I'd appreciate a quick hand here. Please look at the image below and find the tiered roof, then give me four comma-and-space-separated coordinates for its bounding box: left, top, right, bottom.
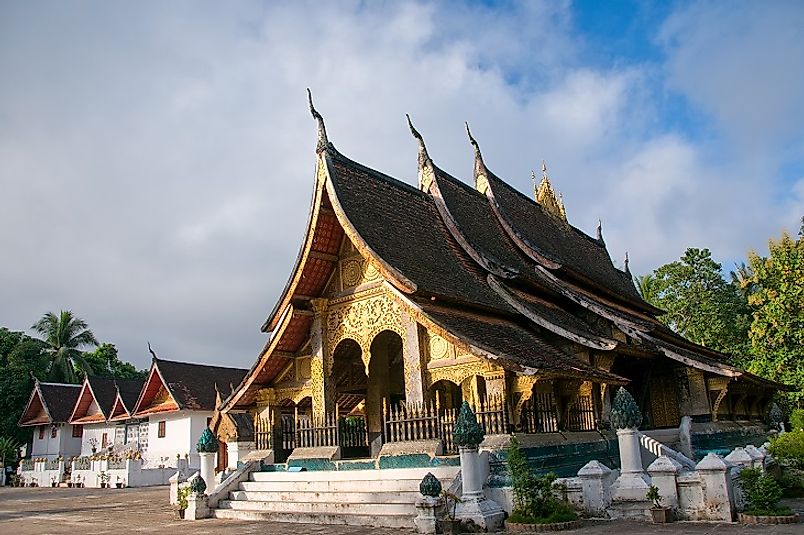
223, 96, 787, 410
19, 381, 82, 426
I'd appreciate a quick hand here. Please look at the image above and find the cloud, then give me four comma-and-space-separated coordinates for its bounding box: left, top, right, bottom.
0, 1, 801, 369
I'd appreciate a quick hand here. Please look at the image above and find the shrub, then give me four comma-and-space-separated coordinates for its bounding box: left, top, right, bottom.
506, 437, 578, 523
769, 430, 804, 469
790, 409, 804, 432
176, 484, 191, 510
739, 467, 791, 516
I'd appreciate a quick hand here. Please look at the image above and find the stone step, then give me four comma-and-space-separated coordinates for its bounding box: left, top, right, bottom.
239, 477, 441, 493
211, 508, 414, 528
218, 498, 415, 516
229, 489, 421, 504
250, 466, 458, 482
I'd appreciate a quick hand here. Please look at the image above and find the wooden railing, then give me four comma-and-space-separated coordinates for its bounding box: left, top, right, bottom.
567, 395, 596, 431
520, 392, 559, 433
254, 411, 273, 450
296, 411, 339, 448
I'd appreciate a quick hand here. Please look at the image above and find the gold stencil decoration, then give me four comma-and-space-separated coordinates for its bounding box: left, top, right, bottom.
429, 334, 449, 360
342, 259, 362, 287
364, 262, 380, 281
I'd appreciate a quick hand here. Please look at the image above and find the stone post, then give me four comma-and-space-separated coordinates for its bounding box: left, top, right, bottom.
724, 447, 752, 469
169, 470, 187, 506
184, 474, 210, 520
647, 456, 681, 511
198, 453, 216, 493
743, 445, 765, 470
415, 473, 446, 534
226, 441, 255, 469
609, 388, 650, 502
452, 402, 504, 532
695, 453, 733, 522
577, 460, 612, 516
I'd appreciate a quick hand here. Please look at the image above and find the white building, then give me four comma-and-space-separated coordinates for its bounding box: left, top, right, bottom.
18, 381, 83, 460
107, 378, 148, 448
131, 357, 247, 470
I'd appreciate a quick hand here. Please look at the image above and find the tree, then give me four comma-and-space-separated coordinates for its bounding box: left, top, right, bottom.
0, 328, 49, 444
0, 437, 21, 468
746, 231, 804, 407
84, 343, 146, 379
634, 273, 660, 306
647, 248, 752, 361
31, 311, 98, 383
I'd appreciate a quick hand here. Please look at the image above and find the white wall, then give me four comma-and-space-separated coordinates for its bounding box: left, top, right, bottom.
30, 424, 81, 459
144, 411, 211, 469
80, 422, 118, 456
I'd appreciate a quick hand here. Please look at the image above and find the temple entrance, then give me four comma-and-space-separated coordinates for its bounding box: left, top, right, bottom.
429, 380, 463, 410
367, 330, 405, 456
333, 339, 369, 458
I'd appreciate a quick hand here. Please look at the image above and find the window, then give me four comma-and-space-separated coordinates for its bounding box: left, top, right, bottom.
101, 432, 108, 449
38, 426, 45, 440
158, 421, 166, 438
51, 426, 57, 438
72, 425, 83, 438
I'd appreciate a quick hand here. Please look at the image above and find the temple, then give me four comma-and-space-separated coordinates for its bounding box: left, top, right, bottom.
220, 99, 784, 472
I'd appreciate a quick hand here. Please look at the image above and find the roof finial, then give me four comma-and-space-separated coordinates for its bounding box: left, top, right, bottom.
465, 122, 489, 193
534, 159, 567, 222
147, 341, 159, 361
406, 114, 432, 176
623, 251, 630, 274
596, 218, 603, 241
542, 160, 548, 181
531, 170, 538, 200
307, 88, 328, 153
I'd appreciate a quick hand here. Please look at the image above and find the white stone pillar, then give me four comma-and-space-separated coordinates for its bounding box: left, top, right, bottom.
724, 447, 752, 469
414, 496, 445, 534
695, 453, 734, 522
185, 492, 209, 520
611, 427, 651, 501
454, 446, 505, 531
647, 456, 681, 511
577, 460, 612, 516
226, 441, 255, 470
198, 452, 216, 492
743, 445, 765, 470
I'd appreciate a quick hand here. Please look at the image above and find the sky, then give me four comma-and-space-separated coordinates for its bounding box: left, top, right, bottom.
1, 1, 802, 371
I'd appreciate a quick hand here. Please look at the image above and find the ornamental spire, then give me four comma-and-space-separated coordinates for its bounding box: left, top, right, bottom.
596, 219, 603, 241
406, 114, 435, 191
534, 160, 567, 222
623, 251, 630, 274
307, 88, 328, 153
465, 122, 490, 194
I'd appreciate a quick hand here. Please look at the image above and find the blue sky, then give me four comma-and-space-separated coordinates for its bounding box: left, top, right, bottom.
1, 1, 802, 369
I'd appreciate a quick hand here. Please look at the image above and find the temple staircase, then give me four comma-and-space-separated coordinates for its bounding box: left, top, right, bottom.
211, 465, 459, 527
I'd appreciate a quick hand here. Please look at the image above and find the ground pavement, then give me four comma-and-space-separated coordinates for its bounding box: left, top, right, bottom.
0, 487, 801, 534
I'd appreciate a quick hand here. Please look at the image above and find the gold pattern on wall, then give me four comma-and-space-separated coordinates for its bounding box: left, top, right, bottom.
426, 360, 501, 389
325, 289, 404, 366
429, 334, 450, 360
337, 238, 383, 292
297, 356, 312, 380
650, 374, 680, 428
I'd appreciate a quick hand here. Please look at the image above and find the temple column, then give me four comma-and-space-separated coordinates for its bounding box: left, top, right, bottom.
310, 298, 334, 420
401, 311, 425, 404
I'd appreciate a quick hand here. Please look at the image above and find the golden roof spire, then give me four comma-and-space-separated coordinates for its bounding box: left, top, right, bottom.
534, 160, 567, 221
465, 122, 490, 194
406, 114, 435, 191
307, 88, 329, 153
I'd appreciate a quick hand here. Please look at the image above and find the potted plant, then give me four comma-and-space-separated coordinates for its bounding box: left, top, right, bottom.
89, 437, 98, 455
504, 437, 581, 531
175, 485, 191, 519
646, 485, 672, 523
99, 471, 110, 488
50, 476, 57, 488
29, 477, 38, 487
115, 476, 123, 489
738, 467, 799, 524
75, 475, 83, 488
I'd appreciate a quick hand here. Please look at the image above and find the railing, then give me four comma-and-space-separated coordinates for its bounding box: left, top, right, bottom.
107, 457, 126, 470
637, 431, 696, 470
74, 456, 91, 470
296, 411, 339, 448
520, 392, 559, 433
254, 412, 273, 450
566, 395, 596, 431
21, 459, 34, 471
46, 458, 60, 470
339, 416, 368, 448
383, 394, 508, 454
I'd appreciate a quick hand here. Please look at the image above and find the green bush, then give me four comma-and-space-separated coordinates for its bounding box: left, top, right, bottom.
790, 409, 804, 432
176, 485, 191, 510
776, 470, 804, 498
506, 437, 578, 523
739, 467, 790, 516
769, 431, 804, 469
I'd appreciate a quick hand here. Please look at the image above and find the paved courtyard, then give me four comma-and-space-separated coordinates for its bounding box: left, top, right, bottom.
0, 486, 801, 534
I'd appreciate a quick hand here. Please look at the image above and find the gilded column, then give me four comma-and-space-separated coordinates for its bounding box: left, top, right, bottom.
401, 311, 425, 404
310, 298, 334, 420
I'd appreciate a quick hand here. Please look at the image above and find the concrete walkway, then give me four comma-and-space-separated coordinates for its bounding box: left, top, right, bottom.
0, 487, 801, 534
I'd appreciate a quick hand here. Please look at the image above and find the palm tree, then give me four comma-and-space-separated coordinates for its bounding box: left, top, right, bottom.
31, 311, 98, 383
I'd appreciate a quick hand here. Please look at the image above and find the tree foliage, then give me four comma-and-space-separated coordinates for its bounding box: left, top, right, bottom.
642, 248, 752, 361
83, 343, 146, 379
31, 310, 98, 382
746, 231, 804, 406
0, 328, 49, 444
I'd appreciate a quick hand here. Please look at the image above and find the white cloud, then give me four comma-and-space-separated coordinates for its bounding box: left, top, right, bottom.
0, 1, 800, 369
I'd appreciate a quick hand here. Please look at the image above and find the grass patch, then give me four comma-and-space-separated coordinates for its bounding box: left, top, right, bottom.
743, 506, 794, 517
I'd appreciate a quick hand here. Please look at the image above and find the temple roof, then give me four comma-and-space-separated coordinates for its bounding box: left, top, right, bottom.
69, 376, 119, 423
134, 358, 248, 415
19, 381, 82, 426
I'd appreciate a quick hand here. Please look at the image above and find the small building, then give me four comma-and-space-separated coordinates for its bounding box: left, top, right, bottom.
68, 375, 120, 456
107, 378, 147, 448
18, 380, 82, 460
131, 357, 248, 469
